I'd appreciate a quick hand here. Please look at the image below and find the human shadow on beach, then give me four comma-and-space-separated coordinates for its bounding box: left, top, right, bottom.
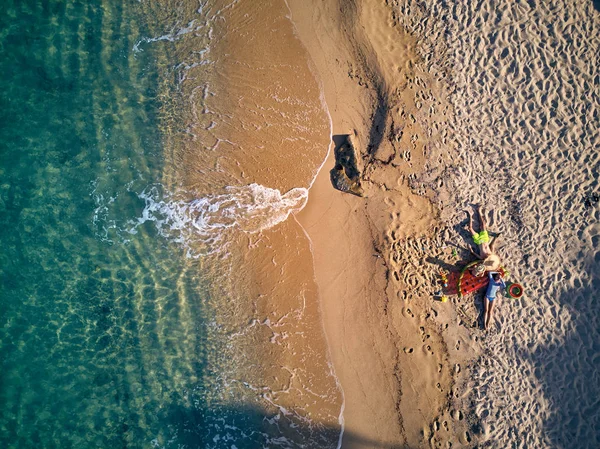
453, 209, 479, 250
517, 252, 600, 447
425, 256, 460, 273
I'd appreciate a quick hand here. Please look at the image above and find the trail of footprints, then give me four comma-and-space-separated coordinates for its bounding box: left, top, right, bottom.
390, 224, 476, 447
427, 407, 469, 449
388, 230, 445, 297
387, 77, 450, 170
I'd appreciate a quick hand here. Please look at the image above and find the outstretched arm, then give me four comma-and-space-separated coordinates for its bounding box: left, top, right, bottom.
488, 271, 506, 287
469, 246, 482, 259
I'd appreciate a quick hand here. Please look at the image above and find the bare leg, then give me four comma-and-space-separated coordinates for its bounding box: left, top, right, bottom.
466, 210, 475, 235
485, 299, 495, 330
477, 205, 487, 231
489, 232, 502, 253
483, 296, 489, 330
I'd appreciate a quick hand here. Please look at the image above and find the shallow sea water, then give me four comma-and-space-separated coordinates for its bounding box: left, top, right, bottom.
0, 0, 341, 448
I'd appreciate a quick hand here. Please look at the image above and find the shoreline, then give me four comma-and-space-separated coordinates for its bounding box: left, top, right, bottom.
289, 0, 479, 446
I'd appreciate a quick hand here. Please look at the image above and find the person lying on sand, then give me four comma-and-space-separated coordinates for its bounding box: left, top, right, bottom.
467, 205, 502, 273
484, 271, 506, 330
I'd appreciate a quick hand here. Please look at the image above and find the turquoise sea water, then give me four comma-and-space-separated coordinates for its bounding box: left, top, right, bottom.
0, 1, 342, 448
0, 1, 224, 447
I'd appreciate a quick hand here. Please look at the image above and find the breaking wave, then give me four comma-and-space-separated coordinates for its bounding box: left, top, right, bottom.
129, 183, 308, 256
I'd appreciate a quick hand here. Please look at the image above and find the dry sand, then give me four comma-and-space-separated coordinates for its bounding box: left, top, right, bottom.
400, 1, 600, 447
290, 0, 600, 447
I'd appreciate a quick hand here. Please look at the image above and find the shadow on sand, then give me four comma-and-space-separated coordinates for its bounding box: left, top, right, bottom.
156, 401, 414, 449
426, 215, 600, 446
522, 252, 600, 447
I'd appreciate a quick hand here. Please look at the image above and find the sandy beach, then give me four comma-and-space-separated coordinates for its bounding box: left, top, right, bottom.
288, 0, 600, 447
2, 0, 597, 447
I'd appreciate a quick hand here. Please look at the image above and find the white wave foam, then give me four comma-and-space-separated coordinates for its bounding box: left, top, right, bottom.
133, 20, 203, 53
130, 183, 308, 257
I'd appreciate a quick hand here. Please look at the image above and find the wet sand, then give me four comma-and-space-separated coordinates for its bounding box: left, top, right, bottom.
146, 0, 346, 445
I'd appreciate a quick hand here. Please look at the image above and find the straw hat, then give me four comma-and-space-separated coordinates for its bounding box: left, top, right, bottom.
471, 263, 486, 277
483, 254, 501, 270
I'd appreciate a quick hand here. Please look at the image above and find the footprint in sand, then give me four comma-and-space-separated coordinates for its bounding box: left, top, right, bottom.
383, 196, 396, 207
404, 347, 414, 354
451, 410, 464, 421
454, 364, 461, 374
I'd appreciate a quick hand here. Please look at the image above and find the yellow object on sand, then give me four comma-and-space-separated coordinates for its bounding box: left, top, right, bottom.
441, 295, 449, 303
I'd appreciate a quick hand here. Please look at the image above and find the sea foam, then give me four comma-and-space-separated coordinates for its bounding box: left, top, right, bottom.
130, 183, 308, 257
